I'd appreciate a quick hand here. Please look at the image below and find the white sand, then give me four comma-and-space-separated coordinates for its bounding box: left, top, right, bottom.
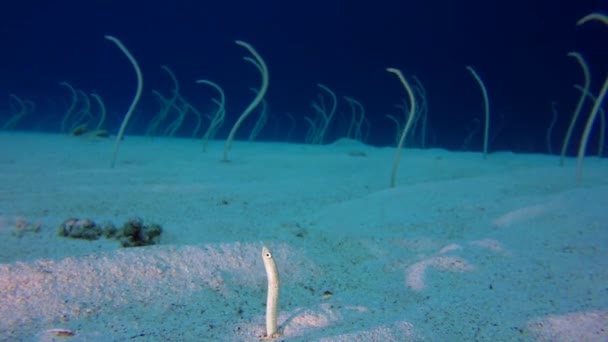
0, 132, 607, 341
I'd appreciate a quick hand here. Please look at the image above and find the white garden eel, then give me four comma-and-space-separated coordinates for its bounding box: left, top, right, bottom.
262, 246, 280, 338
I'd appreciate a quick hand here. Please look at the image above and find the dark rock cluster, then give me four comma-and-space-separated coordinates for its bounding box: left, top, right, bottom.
58, 217, 162, 247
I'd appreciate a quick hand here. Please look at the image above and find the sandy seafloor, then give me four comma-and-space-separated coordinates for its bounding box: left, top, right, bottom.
0, 132, 607, 341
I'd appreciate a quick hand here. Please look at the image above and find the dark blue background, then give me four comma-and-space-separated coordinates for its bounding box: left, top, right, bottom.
1, 0, 607, 153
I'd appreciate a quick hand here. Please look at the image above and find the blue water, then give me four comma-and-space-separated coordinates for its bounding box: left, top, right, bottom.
0, 0, 606, 153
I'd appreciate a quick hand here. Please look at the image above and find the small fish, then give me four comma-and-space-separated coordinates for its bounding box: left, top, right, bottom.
45, 328, 75, 338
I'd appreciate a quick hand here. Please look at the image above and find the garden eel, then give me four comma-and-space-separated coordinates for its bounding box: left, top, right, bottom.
262, 246, 280, 338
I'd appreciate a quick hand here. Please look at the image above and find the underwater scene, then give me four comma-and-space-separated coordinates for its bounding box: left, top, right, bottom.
1, 1, 607, 340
